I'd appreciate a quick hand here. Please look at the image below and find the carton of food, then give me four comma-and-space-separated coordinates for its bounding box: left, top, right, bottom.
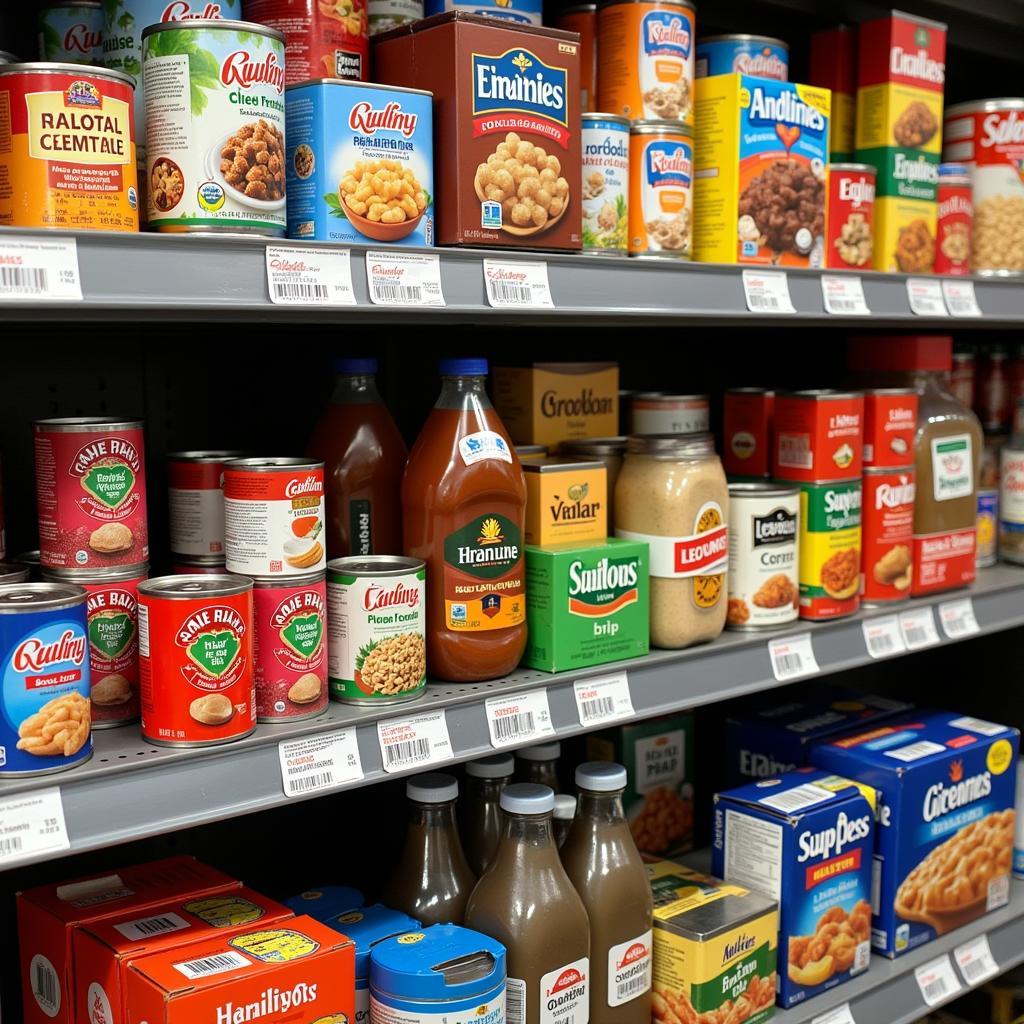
524, 459, 607, 546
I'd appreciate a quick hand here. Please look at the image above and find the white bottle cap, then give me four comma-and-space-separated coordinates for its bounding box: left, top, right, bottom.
407, 772, 459, 803
575, 761, 627, 792
500, 783, 556, 815
553, 794, 577, 820
516, 741, 561, 762
465, 754, 515, 779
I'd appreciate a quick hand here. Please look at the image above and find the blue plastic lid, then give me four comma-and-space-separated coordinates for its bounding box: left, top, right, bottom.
370, 924, 507, 1002
336, 357, 378, 374
439, 357, 488, 377
283, 885, 364, 922
332, 904, 421, 979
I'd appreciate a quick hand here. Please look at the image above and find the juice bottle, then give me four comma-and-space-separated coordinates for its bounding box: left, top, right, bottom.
307, 357, 407, 559
402, 358, 527, 682
460, 754, 514, 876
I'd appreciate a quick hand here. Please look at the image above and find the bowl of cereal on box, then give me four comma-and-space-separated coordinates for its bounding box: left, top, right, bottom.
206, 121, 287, 212
328, 159, 428, 242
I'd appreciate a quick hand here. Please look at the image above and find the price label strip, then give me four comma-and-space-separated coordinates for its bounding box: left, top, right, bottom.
915, 955, 963, 1008
573, 671, 635, 727
485, 689, 555, 748
954, 934, 1000, 986
942, 279, 983, 318
278, 729, 363, 798
906, 277, 947, 316
266, 246, 356, 306
899, 607, 941, 650
862, 615, 907, 659
742, 269, 796, 314
768, 633, 820, 682
378, 709, 452, 773
0, 787, 70, 865
0, 236, 82, 301
811, 1003, 856, 1024
938, 597, 980, 639
483, 259, 554, 308
366, 251, 445, 306
821, 274, 871, 316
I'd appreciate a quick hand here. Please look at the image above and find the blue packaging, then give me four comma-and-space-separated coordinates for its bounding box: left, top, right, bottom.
423, 0, 542, 26
813, 711, 1019, 958
286, 78, 435, 247
712, 768, 875, 1008
695, 34, 788, 81
284, 884, 364, 921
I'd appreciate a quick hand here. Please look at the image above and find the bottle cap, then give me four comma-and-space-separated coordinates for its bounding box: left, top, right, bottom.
439, 357, 488, 376
575, 761, 628, 792
407, 772, 458, 803
553, 794, 577, 820
336, 357, 378, 374
500, 783, 555, 815
516, 741, 561, 762
465, 754, 515, 779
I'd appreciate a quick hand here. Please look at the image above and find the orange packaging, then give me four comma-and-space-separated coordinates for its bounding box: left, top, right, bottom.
17, 857, 236, 1024
861, 467, 915, 604
774, 390, 864, 483
825, 162, 876, 269
557, 5, 596, 112
723, 388, 774, 478
0, 64, 139, 232
124, 915, 355, 1024
628, 120, 693, 257
862, 388, 917, 468
75, 888, 294, 1024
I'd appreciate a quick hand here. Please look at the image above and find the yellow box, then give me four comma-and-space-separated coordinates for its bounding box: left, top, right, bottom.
873, 194, 937, 273
524, 458, 607, 546
493, 363, 618, 451
855, 82, 943, 155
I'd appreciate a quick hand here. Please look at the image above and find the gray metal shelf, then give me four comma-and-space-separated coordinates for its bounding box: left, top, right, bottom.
1, 563, 1022, 868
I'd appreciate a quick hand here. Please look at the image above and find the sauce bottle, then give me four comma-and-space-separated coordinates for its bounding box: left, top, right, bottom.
516, 741, 561, 791
402, 358, 527, 682
307, 357, 407, 559
561, 763, 653, 1024
384, 773, 477, 926
460, 754, 514, 877
465, 783, 591, 1024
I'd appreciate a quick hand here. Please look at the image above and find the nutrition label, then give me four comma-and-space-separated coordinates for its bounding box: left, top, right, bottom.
722, 809, 783, 901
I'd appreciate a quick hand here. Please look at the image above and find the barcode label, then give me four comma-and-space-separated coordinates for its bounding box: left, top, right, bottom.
0, 836, 22, 857
899, 607, 940, 650
907, 278, 947, 317
374, 281, 422, 303
954, 935, 999, 985
384, 737, 431, 766
949, 716, 1004, 737
492, 280, 529, 302
0, 787, 70, 865
573, 672, 634, 727
777, 434, 812, 469
483, 259, 554, 308
0, 236, 82, 301
378, 710, 452, 773
812, 1003, 856, 1024
288, 771, 335, 793
942, 279, 982, 318
581, 697, 616, 721
367, 251, 445, 307
486, 690, 554, 748
506, 977, 526, 1024
115, 912, 189, 941
495, 712, 533, 738
275, 281, 327, 300
759, 782, 835, 814
32, 956, 60, 1014
821, 274, 870, 316
608, 931, 652, 1007
617, 975, 648, 1000
885, 740, 947, 763
266, 246, 356, 306
862, 616, 906, 659
939, 597, 980, 639
768, 634, 819, 681
915, 956, 961, 1007
742, 269, 795, 314
279, 730, 363, 798
2, 266, 47, 293
174, 950, 250, 980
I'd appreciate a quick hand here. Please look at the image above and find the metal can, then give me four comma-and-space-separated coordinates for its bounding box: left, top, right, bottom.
628, 120, 693, 257
976, 488, 999, 569
825, 163, 876, 270
723, 388, 774, 479
1000, 446, 1024, 565
223, 458, 326, 578
726, 481, 799, 630
0, 564, 31, 585
0, 64, 139, 232
630, 392, 709, 434
557, 5, 597, 111
253, 571, 328, 722
0, 583, 91, 776
138, 575, 255, 747
798, 479, 862, 621
935, 162, 972, 276
773, 390, 864, 483
369, 0, 422, 35
860, 467, 915, 605
42, 564, 147, 728
327, 556, 426, 705
33, 417, 149, 571
168, 450, 245, 562
695, 33, 788, 81
171, 560, 227, 575
0, 52, 20, 64
862, 388, 917, 468
14, 551, 42, 581
39, 2, 104, 64
143, 19, 287, 235
582, 112, 628, 254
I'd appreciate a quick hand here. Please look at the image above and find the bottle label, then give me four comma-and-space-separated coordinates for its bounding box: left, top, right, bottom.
349, 498, 373, 556
459, 430, 514, 466
930, 433, 974, 502
370, 990, 505, 1024
507, 977, 527, 1024
608, 930, 653, 1007
540, 957, 590, 1024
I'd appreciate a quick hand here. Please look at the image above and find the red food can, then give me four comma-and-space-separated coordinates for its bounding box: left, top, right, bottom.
861, 467, 915, 605
723, 388, 774, 478
825, 163, 875, 270
950, 350, 975, 410
168, 450, 245, 562
862, 388, 917, 468
138, 575, 255, 747
934, 163, 972, 276
774, 390, 864, 483
34, 417, 149, 570
556, 4, 596, 112
253, 572, 328, 723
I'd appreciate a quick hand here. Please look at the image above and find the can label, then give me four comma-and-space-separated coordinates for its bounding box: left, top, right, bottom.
630, 396, 708, 434
826, 165, 875, 269
539, 958, 589, 1024
976, 490, 999, 568
40, 4, 105, 64
774, 394, 864, 483
169, 458, 229, 557
696, 37, 788, 81
912, 527, 976, 595
723, 390, 774, 478
862, 391, 917, 467
582, 119, 629, 252
861, 470, 915, 602
799, 480, 862, 620
629, 130, 693, 256
1000, 448, 1024, 563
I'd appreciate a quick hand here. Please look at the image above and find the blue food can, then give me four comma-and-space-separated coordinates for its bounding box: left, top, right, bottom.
977, 488, 999, 568
695, 34, 789, 81
423, 0, 541, 26
284, 884, 365, 921
1, 583, 91, 777
38, 2, 105, 64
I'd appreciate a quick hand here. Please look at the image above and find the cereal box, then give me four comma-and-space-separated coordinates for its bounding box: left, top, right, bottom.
693, 74, 830, 267
712, 769, 876, 1008
813, 711, 1019, 958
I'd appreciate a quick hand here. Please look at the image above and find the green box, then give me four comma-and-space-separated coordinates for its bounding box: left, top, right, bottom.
522, 537, 649, 673
855, 145, 939, 200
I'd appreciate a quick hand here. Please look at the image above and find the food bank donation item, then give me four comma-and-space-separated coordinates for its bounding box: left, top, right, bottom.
628, 121, 694, 258
461, 754, 515, 876
695, 35, 788, 82
582, 112, 629, 253
168, 451, 244, 563
934, 162, 972, 275
523, 458, 607, 546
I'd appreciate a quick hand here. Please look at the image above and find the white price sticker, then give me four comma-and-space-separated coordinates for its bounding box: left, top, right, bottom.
0, 236, 82, 301
366, 251, 445, 306
0, 787, 70, 865
811, 1003, 856, 1024
742, 269, 795, 313
485, 689, 555, 748
906, 278, 947, 316
942, 279, 983, 318
266, 246, 356, 305
899, 607, 941, 650
378, 710, 452, 773
821, 274, 871, 315
574, 671, 635, 726
938, 597, 980, 638
915, 955, 962, 1007
483, 260, 554, 308
768, 633, 820, 682
278, 729, 363, 798
954, 934, 999, 986
862, 615, 907, 659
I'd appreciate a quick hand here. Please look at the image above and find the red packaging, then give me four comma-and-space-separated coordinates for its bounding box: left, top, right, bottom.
34, 418, 149, 570
862, 388, 917, 467
978, 347, 1011, 433
723, 388, 774, 478
810, 26, 856, 160
253, 573, 328, 722
774, 390, 864, 482
168, 451, 244, 561
138, 576, 255, 747
556, 5, 596, 112
950, 350, 975, 410
861, 467, 915, 604
825, 163, 875, 269
934, 165, 972, 275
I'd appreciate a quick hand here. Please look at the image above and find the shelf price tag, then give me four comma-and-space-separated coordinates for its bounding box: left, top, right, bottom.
278, 729, 363, 798
573, 671, 635, 726
954, 934, 1000, 986
0, 787, 70, 865
768, 633, 820, 682
938, 597, 980, 638
821, 274, 871, 315
485, 689, 555, 748
378, 709, 452, 773
915, 955, 963, 1007
942, 279, 983, 318
367, 251, 445, 306
811, 1003, 857, 1024
0, 236, 82, 301
898, 606, 941, 650
742, 269, 796, 313
862, 615, 907, 659
266, 246, 356, 305
483, 259, 554, 308
906, 278, 947, 316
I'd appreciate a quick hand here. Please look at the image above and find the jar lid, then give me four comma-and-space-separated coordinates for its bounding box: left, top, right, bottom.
558, 436, 627, 456
283, 885, 364, 923
332, 904, 421, 979
553, 794, 577, 820
406, 772, 458, 803
575, 761, 627, 792
626, 432, 716, 456
516, 741, 561, 761
465, 754, 515, 779
501, 783, 555, 814
848, 336, 953, 373
336, 357, 378, 374
440, 357, 488, 376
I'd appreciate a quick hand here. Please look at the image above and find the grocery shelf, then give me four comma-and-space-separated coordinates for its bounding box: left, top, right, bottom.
0, 563, 1021, 869
1, 227, 1023, 326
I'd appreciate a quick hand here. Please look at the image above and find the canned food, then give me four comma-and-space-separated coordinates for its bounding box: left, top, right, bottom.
935, 162, 972, 276
0, 583, 91, 776
370, 0, 422, 35
799, 479, 862, 620
861, 467, 915, 605
327, 556, 426, 705
143, 20, 287, 235
223, 458, 326, 578
629, 120, 693, 257
0, 52, 20, 64
825, 163, 875, 270
630, 392, 708, 434
42, 564, 147, 728
39, 2, 104, 64
862, 388, 917, 468
695, 34, 788, 81
556, 5, 597, 111
14, 551, 42, 581
774, 391, 864, 483
253, 572, 329, 722
33, 417, 149, 570
168, 450, 245, 562
138, 575, 255, 747
1000, 446, 1024, 565
598, 0, 696, 125
0, 564, 31, 584
723, 388, 774, 479
976, 488, 999, 569
0, 64, 139, 232
726, 482, 799, 630
582, 112, 629, 254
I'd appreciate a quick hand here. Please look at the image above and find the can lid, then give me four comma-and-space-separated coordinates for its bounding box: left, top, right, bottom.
728, 480, 798, 497
828, 163, 876, 174
225, 457, 323, 471
553, 794, 578, 820
406, 772, 458, 803
328, 555, 424, 577
42, 563, 149, 583
581, 112, 630, 127
558, 436, 627, 456
698, 33, 788, 47
627, 433, 716, 456
848, 336, 953, 373
141, 18, 286, 44
439, 357, 488, 376
330, 904, 421, 979
501, 783, 555, 814
575, 761, 627, 792
465, 754, 515, 779
0, 582, 85, 612
137, 575, 252, 599
34, 416, 143, 431
630, 119, 694, 137
516, 740, 561, 761
168, 450, 246, 462
0, 63, 137, 89
336, 357, 379, 375
0, 563, 30, 578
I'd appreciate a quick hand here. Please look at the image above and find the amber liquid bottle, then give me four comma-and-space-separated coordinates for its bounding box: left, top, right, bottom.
516, 741, 561, 791
460, 754, 514, 877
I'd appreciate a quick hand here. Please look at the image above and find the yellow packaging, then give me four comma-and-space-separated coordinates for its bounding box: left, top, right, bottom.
874, 194, 938, 273
649, 861, 778, 1024
493, 363, 619, 451
524, 458, 607, 546
855, 83, 944, 155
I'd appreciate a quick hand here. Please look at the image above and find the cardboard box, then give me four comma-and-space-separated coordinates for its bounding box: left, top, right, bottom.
523, 537, 648, 672
712, 769, 876, 1008
18, 857, 237, 1024
124, 915, 355, 1024
524, 458, 607, 546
